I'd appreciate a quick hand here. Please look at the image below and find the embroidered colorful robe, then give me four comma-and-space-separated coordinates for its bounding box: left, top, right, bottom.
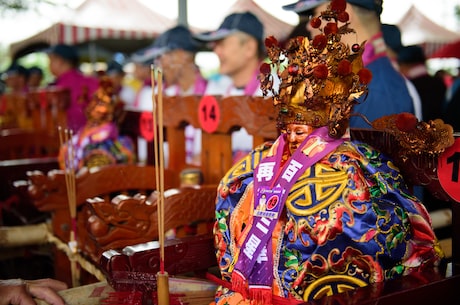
213, 135, 443, 304
58, 122, 135, 170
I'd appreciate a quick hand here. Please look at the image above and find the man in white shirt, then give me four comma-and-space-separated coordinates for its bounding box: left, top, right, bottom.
194, 12, 267, 161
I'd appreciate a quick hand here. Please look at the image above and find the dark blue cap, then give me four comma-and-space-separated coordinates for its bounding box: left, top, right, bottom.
151, 25, 200, 57
282, 0, 327, 13
28, 66, 44, 76
283, 0, 383, 16
194, 12, 264, 43
106, 60, 124, 75
2, 63, 28, 79
382, 24, 403, 52
130, 45, 157, 65
130, 25, 200, 64
46, 44, 79, 65
397, 45, 426, 64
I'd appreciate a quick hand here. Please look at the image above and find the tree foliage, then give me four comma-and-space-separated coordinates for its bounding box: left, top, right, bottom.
0, 0, 57, 15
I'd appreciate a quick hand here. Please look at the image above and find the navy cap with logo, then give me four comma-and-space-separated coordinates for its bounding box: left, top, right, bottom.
130, 25, 200, 64
193, 11, 264, 43
283, 0, 383, 16
46, 44, 79, 66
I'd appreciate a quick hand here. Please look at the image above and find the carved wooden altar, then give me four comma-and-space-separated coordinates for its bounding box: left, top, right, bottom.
15, 94, 460, 305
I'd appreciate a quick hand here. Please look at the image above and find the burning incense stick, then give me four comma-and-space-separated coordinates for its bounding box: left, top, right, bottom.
58, 126, 80, 287
151, 66, 169, 305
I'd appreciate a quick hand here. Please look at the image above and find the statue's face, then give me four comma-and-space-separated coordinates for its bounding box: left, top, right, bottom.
284, 124, 314, 155
87, 100, 112, 125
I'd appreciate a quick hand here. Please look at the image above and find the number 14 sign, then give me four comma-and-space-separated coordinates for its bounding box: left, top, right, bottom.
199, 96, 221, 133
438, 137, 460, 202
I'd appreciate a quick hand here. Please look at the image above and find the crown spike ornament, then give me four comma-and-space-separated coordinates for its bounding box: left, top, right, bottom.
259, 0, 372, 138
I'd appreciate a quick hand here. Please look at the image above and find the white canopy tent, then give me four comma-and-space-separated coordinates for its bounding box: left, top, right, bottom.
9, 0, 176, 61
396, 5, 460, 57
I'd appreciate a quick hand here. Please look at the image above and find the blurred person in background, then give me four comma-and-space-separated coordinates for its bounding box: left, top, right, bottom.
434, 69, 454, 91
47, 43, 99, 132
105, 60, 136, 108
27, 66, 44, 89
0, 63, 31, 129
154, 25, 207, 96
153, 25, 207, 165
194, 11, 265, 97
127, 56, 153, 112
194, 11, 268, 162
286, 0, 416, 128
381, 23, 422, 120
397, 45, 446, 122
281, 0, 317, 42
443, 72, 460, 132
126, 42, 157, 164
1, 62, 29, 96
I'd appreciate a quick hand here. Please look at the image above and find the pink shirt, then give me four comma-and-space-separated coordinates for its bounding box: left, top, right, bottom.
54, 69, 99, 132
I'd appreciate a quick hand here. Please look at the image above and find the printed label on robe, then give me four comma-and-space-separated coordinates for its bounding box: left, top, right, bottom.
198, 95, 220, 133
438, 137, 460, 202
254, 186, 283, 219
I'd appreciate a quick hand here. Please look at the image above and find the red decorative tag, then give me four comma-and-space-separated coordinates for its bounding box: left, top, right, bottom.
438, 137, 460, 202
198, 95, 220, 133
139, 111, 155, 141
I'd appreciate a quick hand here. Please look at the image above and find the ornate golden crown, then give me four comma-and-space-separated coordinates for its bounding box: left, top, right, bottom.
259, 0, 371, 138
86, 77, 124, 126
